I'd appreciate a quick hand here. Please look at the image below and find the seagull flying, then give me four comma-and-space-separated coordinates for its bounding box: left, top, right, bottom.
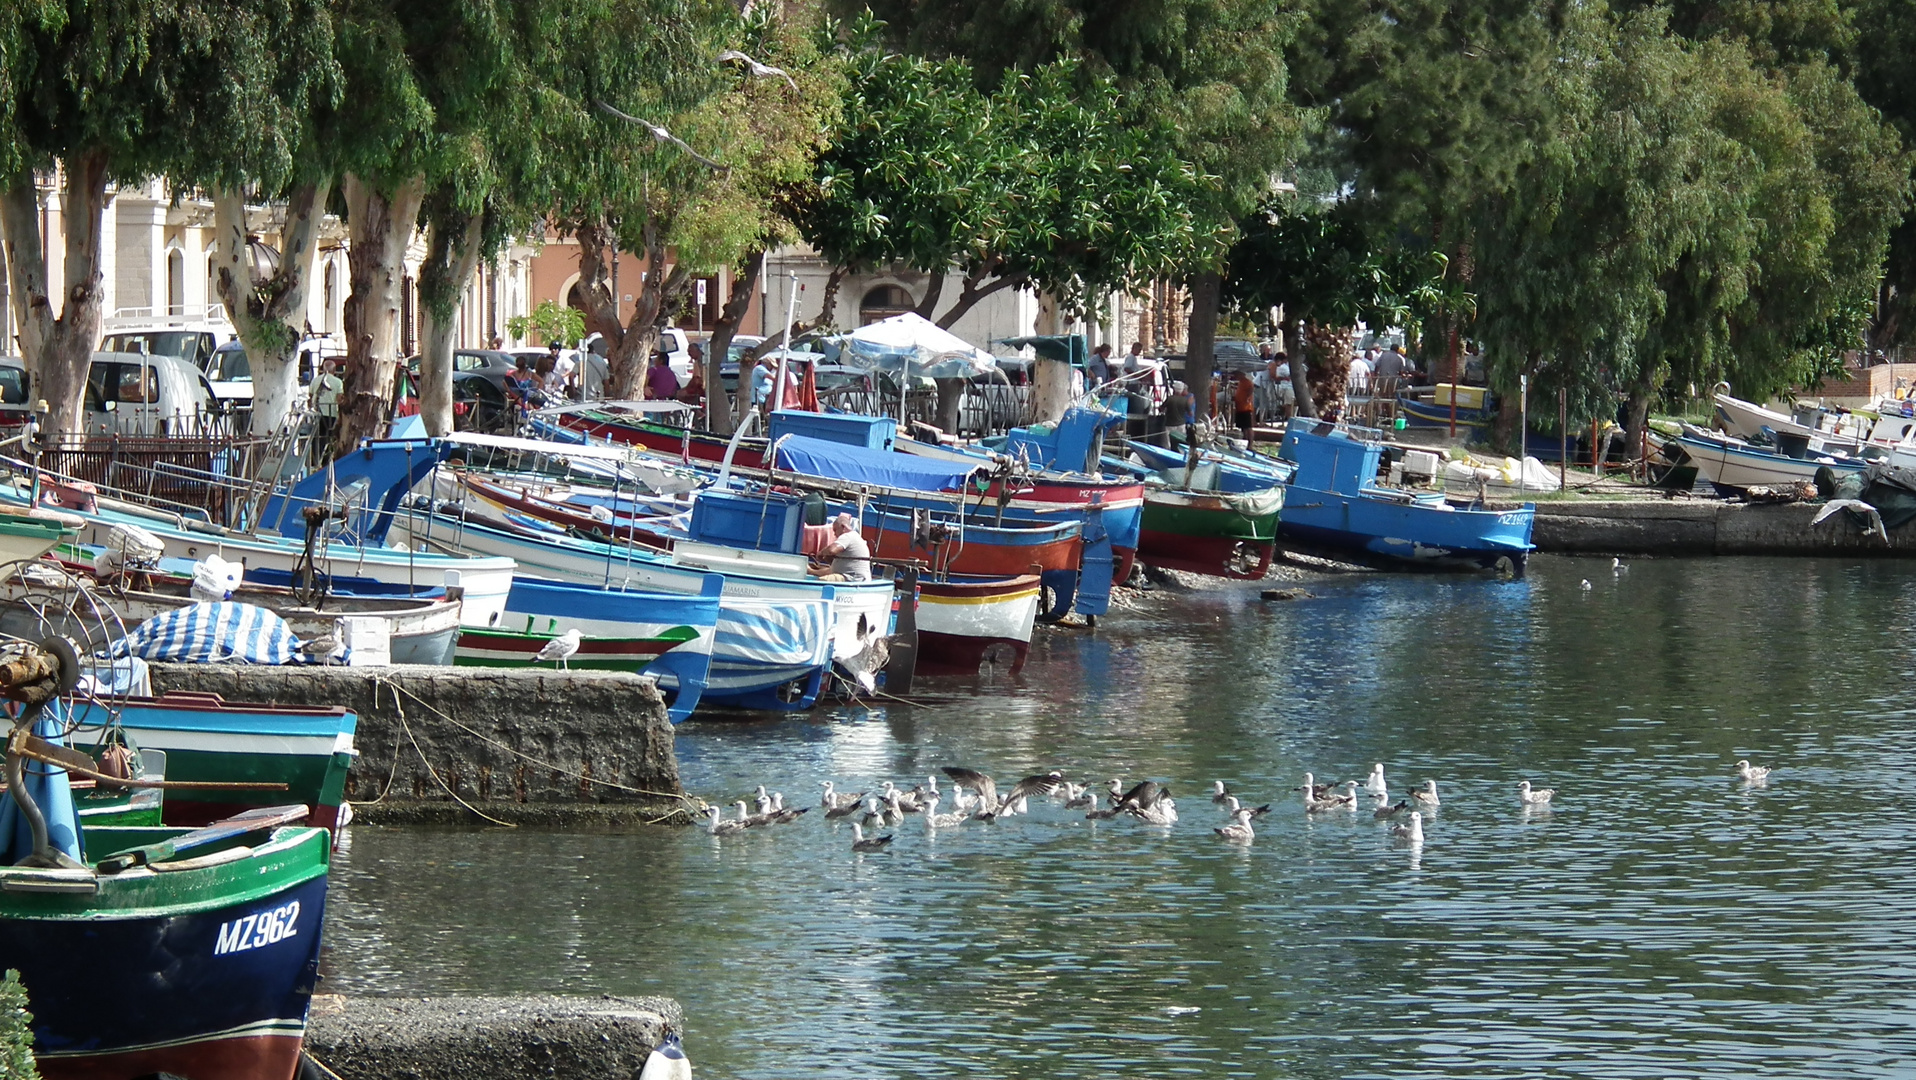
717, 49, 800, 90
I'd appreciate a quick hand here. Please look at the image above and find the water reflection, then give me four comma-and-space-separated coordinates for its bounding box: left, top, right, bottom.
325, 556, 1916, 1079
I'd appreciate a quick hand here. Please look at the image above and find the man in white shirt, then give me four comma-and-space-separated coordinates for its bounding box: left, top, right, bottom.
1347, 352, 1372, 393
810, 513, 871, 581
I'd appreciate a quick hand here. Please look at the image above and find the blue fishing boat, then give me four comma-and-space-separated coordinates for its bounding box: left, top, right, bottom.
456, 576, 722, 722
1277, 419, 1535, 574
0, 638, 331, 1080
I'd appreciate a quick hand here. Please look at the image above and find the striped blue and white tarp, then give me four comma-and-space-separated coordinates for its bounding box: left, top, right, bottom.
111, 602, 313, 665
706, 598, 833, 698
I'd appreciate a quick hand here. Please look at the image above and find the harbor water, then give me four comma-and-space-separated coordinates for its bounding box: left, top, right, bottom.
322, 555, 1916, 1078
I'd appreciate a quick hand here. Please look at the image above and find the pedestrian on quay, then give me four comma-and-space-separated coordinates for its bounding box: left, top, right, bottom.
1161, 379, 1193, 447
1233, 370, 1256, 438
311, 358, 343, 463
1088, 343, 1113, 388
645, 351, 680, 401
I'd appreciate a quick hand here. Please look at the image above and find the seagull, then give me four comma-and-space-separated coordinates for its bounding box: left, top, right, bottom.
593, 99, 728, 171
1364, 764, 1387, 795
742, 798, 776, 828
1579, 579, 1593, 591
1224, 795, 1272, 820
1372, 796, 1410, 820
1517, 780, 1556, 807
716, 49, 800, 90
824, 789, 869, 819
1062, 782, 1093, 809
1735, 759, 1773, 782
771, 794, 810, 824
923, 795, 968, 830
1214, 807, 1255, 842
1111, 781, 1178, 824
704, 804, 747, 837
942, 767, 1063, 819
850, 822, 893, 853
1304, 780, 1356, 813
1211, 780, 1234, 805
1294, 773, 1334, 800
1612, 557, 1626, 572
534, 628, 583, 670
1082, 793, 1122, 820
638, 1031, 692, 1080
1391, 811, 1425, 843
881, 781, 925, 813
1410, 780, 1441, 808
821, 780, 863, 812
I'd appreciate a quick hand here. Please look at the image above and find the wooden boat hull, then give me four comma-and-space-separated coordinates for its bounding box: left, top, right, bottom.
914, 575, 1041, 675
1138, 488, 1282, 579
0, 825, 330, 1080
68, 694, 356, 830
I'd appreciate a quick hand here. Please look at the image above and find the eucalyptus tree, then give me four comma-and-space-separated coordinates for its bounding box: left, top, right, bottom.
0, 0, 335, 436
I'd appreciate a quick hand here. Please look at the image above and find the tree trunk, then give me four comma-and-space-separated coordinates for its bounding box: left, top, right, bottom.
1030, 357, 1074, 425
705, 248, 763, 435
933, 377, 966, 434
1624, 361, 1661, 455
1184, 270, 1221, 421
212, 179, 331, 437
333, 173, 425, 458
910, 270, 945, 320
0, 154, 111, 438
417, 204, 485, 436
1282, 316, 1316, 419
1304, 322, 1355, 418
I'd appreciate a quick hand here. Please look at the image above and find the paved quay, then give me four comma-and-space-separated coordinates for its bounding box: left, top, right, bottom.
304, 994, 682, 1080
146, 664, 689, 825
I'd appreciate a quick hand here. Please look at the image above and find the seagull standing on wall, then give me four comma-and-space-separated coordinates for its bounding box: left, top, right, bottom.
638, 1031, 692, 1080
534, 628, 582, 671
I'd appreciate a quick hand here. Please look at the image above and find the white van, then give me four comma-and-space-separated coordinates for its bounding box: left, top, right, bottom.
84, 352, 222, 436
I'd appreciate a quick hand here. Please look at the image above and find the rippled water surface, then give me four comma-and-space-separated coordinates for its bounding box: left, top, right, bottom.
323, 556, 1916, 1078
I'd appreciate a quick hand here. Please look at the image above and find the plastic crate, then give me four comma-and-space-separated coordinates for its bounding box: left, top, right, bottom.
689, 490, 804, 553
769, 410, 896, 451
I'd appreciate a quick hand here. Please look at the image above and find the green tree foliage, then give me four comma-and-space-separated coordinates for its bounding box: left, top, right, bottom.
1848, 0, 1916, 347
0, 0, 335, 435
1226, 197, 1445, 416
506, 299, 587, 347
0, 970, 36, 1080
801, 21, 1212, 328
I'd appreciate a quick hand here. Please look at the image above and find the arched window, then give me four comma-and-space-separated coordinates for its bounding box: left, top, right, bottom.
322, 260, 337, 333
860, 284, 914, 325
166, 248, 184, 316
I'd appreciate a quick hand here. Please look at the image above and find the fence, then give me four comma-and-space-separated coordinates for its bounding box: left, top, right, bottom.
30, 435, 278, 525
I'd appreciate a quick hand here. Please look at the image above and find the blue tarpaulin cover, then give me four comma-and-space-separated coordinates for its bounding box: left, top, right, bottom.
772, 434, 983, 492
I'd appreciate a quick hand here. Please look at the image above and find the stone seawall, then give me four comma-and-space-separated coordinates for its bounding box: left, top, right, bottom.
1522, 500, 1916, 556
305, 994, 682, 1080
147, 664, 684, 824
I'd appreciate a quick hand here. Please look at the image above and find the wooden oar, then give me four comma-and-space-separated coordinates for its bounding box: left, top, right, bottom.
96, 804, 312, 874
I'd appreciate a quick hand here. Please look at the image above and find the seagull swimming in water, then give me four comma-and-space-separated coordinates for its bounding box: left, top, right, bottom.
942, 766, 1063, 820
1735, 759, 1773, 782
923, 795, 969, 830
1391, 811, 1425, 844
1410, 780, 1441, 808
1212, 780, 1235, 805
821, 781, 864, 813
637, 1031, 692, 1080
850, 822, 894, 852
1580, 579, 1593, 591
704, 804, 748, 837
1224, 795, 1272, 820
1214, 807, 1255, 842
1372, 793, 1409, 819
1082, 793, 1122, 820
1517, 780, 1556, 807
1364, 764, 1387, 795
534, 628, 583, 670
1062, 782, 1093, 809
1612, 557, 1626, 573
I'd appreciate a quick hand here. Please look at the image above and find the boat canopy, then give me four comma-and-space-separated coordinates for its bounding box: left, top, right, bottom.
772, 433, 985, 492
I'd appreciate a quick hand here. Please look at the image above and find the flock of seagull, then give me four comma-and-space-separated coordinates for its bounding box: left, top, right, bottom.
699, 758, 1776, 851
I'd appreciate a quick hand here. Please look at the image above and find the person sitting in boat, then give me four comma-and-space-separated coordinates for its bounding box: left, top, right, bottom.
809, 513, 872, 582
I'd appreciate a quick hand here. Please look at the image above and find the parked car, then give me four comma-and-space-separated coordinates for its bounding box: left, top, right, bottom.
201, 337, 342, 433
0, 357, 31, 429
83, 352, 222, 436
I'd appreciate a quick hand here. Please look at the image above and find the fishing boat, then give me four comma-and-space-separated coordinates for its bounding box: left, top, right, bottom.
68, 692, 357, 830
0, 511, 75, 567
913, 574, 1042, 675
398, 509, 869, 710
1674, 428, 1872, 491
0, 638, 331, 1080
454, 576, 721, 722
1135, 486, 1284, 579
1277, 419, 1535, 574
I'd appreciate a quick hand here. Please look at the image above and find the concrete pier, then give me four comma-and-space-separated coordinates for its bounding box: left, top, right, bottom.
304, 994, 682, 1080
147, 664, 687, 824
1522, 499, 1916, 556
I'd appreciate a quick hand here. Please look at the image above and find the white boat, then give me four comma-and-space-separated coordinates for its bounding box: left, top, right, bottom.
1676, 430, 1869, 489
1713, 389, 1916, 449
